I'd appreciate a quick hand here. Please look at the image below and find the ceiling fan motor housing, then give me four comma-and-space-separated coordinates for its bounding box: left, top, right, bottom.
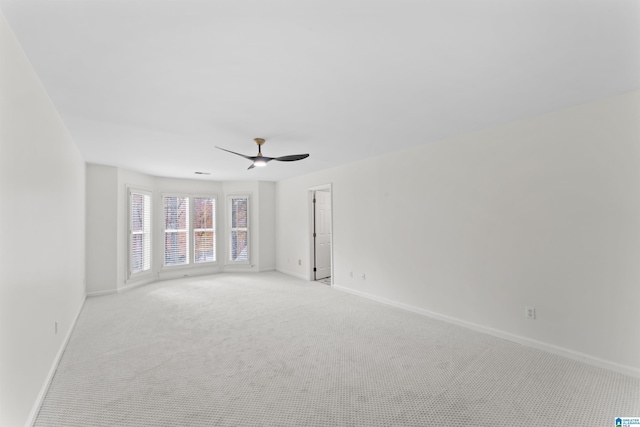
254, 138, 265, 156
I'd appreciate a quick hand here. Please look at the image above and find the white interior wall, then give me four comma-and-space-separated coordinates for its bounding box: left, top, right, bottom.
275, 90, 640, 376
0, 11, 86, 426
259, 181, 276, 272
86, 164, 118, 295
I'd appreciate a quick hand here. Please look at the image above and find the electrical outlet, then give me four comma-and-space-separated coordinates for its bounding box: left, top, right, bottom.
361, 273, 366, 280
298, 259, 302, 266
349, 271, 353, 278
525, 307, 536, 320
55, 321, 58, 335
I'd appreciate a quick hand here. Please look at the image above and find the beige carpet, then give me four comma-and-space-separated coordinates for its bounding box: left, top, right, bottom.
316, 277, 331, 286
35, 272, 639, 426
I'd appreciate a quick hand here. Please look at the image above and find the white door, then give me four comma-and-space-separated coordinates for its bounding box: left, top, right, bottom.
314, 190, 332, 280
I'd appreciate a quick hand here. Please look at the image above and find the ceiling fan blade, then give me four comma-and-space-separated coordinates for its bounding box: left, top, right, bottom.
273, 154, 309, 162
215, 146, 253, 160
247, 164, 255, 170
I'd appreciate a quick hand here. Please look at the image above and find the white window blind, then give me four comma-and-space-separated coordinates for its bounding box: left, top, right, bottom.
164, 195, 189, 266
194, 197, 215, 263
228, 195, 249, 262
130, 191, 151, 276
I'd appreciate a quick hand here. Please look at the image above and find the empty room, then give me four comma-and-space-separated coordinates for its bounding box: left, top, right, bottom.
1, 1, 639, 426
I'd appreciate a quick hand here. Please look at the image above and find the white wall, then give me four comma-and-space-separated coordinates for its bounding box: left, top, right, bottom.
259, 181, 276, 271
0, 11, 86, 427
275, 90, 640, 376
86, 164, 118, 295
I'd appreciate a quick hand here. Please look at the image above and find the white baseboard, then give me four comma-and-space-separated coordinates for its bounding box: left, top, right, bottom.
86, 288, 117, 297
26, 294, 86, 427
333, 284, 640, 379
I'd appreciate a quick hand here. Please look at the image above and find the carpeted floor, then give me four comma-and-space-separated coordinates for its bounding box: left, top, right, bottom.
35, 272, 639, 426
316, 277, 331, 286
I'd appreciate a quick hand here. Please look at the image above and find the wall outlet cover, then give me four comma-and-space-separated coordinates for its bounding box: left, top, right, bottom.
526, 307, 536, 320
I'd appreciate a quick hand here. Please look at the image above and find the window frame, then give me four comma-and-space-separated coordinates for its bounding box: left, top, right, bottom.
127, 188, 152, 281
226, 194, 250, 265
163, 194, 190, 267
193, 195, 217, 264
162, 193, 218, 268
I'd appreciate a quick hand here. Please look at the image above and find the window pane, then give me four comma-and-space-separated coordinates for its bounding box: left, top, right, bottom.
131, 193, 144, 232
143, 229, 151, 271
231, 198, 247, 228
164, 195, 189, 266
165, 196, 188, 230
194, 231, 215, 263
130, 192, 151, 276
131, 234, 144, 273
193, 197, 213, 229
193, 197, 215, 263
165, 231, 188, 266
230, 230, 248, 261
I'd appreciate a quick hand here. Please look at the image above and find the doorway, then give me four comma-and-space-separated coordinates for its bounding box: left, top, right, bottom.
310, 185, 332, 284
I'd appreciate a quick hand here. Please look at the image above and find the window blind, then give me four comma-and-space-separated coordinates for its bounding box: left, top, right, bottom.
229, 196, 249, 262
130, 191, 151, 275
164, 195, 189, 266
194, 197, 215, 263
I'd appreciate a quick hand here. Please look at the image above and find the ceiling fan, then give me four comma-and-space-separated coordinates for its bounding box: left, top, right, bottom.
216, 138, 309, 170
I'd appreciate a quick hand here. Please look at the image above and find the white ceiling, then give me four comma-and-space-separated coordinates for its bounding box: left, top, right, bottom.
2, 0, 639, 181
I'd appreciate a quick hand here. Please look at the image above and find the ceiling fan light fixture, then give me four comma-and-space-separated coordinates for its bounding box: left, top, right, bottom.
215, 138, 309, 171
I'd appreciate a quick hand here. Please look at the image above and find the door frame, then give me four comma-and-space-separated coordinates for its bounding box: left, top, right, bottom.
308, 183, 333, 285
